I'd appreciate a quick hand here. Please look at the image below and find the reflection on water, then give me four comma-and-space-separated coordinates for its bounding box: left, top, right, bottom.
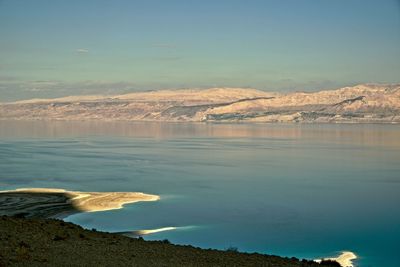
0, 121, 399, 267
1, 120, 399, 148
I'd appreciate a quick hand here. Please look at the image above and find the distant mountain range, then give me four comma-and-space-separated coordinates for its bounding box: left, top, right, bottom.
1, 84, 399, 123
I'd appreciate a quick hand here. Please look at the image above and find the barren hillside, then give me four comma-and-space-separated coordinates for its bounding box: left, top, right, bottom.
1, 84, 399, 123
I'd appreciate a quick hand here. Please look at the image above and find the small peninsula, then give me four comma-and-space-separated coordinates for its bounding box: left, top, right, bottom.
0, 188, 348, 267
0, 188, 159, 219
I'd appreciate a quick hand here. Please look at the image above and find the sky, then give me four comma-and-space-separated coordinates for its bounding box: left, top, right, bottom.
0, 0, 400, 101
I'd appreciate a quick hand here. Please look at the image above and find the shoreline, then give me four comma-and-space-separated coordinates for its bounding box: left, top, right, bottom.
0, 117, 399, 125
0, 188, 350, 266
0, 188, 159, 219
0, 216, 341, 266
315, 251, 357, 267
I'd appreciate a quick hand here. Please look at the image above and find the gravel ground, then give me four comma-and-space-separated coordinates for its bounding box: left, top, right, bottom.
0, 216, 340, 267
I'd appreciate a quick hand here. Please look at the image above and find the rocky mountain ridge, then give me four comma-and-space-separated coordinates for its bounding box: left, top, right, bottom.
1, 84, 399, 123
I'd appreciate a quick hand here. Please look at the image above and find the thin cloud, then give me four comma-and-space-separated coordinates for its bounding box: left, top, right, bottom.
76, 48, 89, 53
24, 87, 50, 92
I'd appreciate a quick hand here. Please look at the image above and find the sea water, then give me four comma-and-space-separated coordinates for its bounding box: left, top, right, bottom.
1, 121, 399, 267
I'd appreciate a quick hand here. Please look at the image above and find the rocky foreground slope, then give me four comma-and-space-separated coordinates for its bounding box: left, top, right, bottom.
1, 84, 399, 123
0, 216, 340, 267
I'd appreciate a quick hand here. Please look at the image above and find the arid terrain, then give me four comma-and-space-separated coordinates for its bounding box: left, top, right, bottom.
0, 216, 341, 267
0, 188, 347, 266
1, 84, 399, 123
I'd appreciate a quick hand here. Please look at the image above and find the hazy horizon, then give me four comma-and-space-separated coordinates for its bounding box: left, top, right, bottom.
2, 82, 400, 103
1, 0, 400, 101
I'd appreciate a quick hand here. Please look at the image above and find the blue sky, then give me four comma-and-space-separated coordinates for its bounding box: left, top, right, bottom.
0, 0, 399, 100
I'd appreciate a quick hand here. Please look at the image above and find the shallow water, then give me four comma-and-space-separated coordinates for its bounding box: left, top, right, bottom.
1, 121, 399, 266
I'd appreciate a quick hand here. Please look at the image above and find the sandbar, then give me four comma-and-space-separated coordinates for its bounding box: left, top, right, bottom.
315, 251, 357, 267
0, 188, 159, 219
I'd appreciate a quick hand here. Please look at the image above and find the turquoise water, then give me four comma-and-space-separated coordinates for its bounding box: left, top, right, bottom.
1, 121, 399, 266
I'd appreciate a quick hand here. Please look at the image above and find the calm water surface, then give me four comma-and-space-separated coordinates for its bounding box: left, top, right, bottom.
1, 121, 399, 267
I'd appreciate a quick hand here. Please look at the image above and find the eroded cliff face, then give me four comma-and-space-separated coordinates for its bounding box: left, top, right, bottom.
1, 84, 399, 123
